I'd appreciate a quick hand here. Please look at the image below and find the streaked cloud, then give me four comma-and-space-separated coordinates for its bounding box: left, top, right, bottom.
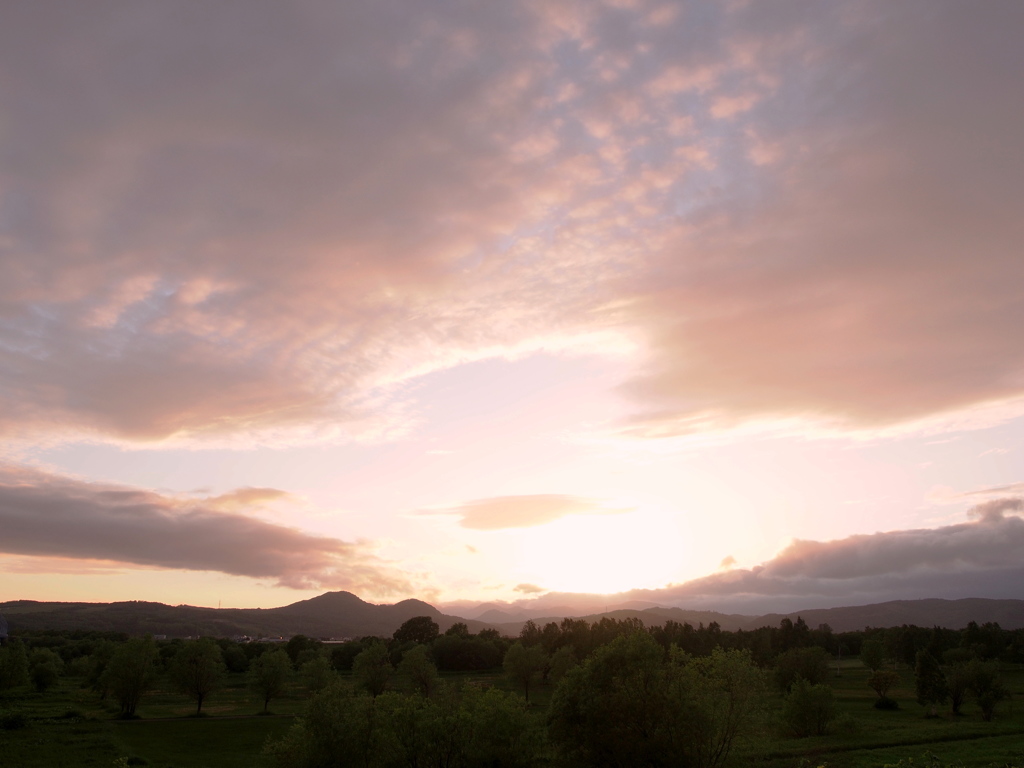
426, 494, 628, 531
0, 465, 413, 595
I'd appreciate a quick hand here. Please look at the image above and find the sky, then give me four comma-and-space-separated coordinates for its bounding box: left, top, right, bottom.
2, 1, 1023, 614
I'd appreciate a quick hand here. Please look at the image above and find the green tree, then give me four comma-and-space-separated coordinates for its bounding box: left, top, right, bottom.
301, 654, 334, 693
782, 678, 837, 736
670, 647, 769, 768
352, 642, 393, 698
968, 658, 1008, 721
860, 635, 887, 671
248, 648, 291, 713
397, 644, 438, 697
0, 640, 30, 691
775, 646, 831, 692
915, 650, 947, 717
548, 645, 578, 684
393, 616, 440, 645
445, 621, 470, 638
285, 635, 321, 668
29, 647, 63, 693
265, 683, 385, 767
503, 641, 548, 703
171, 639, 226, 716
104, 637, 156, 717
943, 648, 973, 716
549, 632, 766, 768
867, 668, 900, 709
221, 643, 250, 673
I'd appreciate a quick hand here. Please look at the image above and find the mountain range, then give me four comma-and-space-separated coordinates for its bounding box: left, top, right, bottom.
2, 593, 1021, 639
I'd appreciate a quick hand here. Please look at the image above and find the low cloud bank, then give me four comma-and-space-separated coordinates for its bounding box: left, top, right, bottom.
487, 498, 1024, 615
0, 466, 413, 596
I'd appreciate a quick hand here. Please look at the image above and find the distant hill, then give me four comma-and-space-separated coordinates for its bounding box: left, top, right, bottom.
0, 591, 492, 640
3, 593, 1021, 639
751, 598, 1024, 633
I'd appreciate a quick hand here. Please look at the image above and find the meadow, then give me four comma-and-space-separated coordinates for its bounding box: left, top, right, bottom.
2, 659, 1023, 768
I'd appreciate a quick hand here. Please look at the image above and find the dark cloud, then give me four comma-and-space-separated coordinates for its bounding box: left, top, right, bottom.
0, 466, 413, 595
633, 500, 1024, 611
426, 494, 627, 530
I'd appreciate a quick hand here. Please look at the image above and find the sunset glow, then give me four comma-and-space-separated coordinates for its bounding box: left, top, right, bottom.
2, 1, 1023, 614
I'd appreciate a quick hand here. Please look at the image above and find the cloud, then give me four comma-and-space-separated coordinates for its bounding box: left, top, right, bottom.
426, 494, 628, 530
619, 2, 1024, 436
514, 583, 546, 594
2, 2, 1022, 447
958, 482, 1024, 500
204, 487, 294, 512
0, 465, 413, 596
493, 500, 1024, 614
628, 499, 1024, 611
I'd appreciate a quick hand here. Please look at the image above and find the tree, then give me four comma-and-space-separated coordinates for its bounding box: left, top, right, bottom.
860, 635, 887, 672
670, 647, 769, 767
445, 622, 470, 638
774, 646, 831, 692
548, 645, 578, 684
942, 648, 973, 716
104, 637, 156, 717
0, 640, 29, 691
266, 682, 544, 768
29, 647, 64, 693
398, 644, 438, 697
783, 678, 837, 736
915, 650, 947, 717
968, 659, 1008, 721
867, 669, 900, 709
503, 641, 547, 703
249, 648, 291, 713
550, 633, 766, 768
393, 616, 439, 645
352, 642, 393, 698
171, 639, 226, 716
285, 635, 321, 668
301, 654, 335, 693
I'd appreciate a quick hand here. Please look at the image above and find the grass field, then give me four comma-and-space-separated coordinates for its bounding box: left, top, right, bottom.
2, 663, 1022, 767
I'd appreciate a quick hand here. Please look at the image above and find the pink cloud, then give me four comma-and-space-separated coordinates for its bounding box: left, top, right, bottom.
0, 2, 1021, 448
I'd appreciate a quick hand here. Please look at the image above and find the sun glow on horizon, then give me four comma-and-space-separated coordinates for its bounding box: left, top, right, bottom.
506, 508, 692, 596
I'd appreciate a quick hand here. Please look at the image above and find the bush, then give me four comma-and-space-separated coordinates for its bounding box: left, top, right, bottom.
775, 647, 831, 693
873, 696, 899, 710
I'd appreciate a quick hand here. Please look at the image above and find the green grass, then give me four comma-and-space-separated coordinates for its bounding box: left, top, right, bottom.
112, 717, 295, 768
0, 672, 299, 768
3, 663, 1023, 768
739, 663, 1024, 768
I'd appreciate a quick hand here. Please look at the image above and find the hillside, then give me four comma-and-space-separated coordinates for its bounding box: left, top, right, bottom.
0, 591, 492, 639
3, 594, 1021, 639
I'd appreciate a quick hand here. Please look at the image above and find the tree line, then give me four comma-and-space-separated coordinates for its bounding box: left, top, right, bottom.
2, 614, 1020, 766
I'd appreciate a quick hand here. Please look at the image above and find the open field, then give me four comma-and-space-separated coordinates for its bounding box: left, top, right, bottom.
2, 664, 1023, 767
